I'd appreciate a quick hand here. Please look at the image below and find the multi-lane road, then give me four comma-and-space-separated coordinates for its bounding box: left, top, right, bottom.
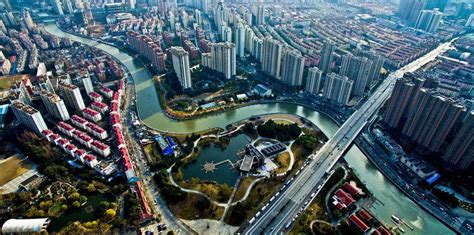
242, 40, 455, 234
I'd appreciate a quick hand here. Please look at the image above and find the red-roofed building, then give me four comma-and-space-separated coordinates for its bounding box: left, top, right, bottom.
42, 129, 53, 141
374, 226, 391, 235
50, 133, 61, 144
86, 122, 108, 140
74, 148, 87, 162
349, 214, 370, 232
84, 154, 98, 167
90, 101, 109, 114
57, 121, 76, 137
83, 108, 102, 122
335, 202, 346, 210
335, 189, 355, 207
100, 86, 113, 98
73, 130, 93, 148
71, 115, 89, 129
343, 182, 361, 196
91, 140, 111, 157
358, 209, 373, 222
65, 144, 77, 155
57, 138, 70, 149
89, 92, 103, 102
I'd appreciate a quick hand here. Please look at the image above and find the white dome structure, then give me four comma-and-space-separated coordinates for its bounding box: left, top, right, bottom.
1, 218, 50, 234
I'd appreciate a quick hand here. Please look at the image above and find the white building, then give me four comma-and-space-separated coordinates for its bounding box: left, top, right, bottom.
40, 90, 70, 121
11, 101, 48, 134
58, 82, 86, 111
170, 47, 192, 89
281, 48, 305, 86
305, 67, 322, 94
323, 73, 353, 105
261, 37, 282, 78
202, 42, 236, 79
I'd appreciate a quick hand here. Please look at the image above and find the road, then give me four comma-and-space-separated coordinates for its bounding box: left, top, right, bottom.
242, 40, 455, 234
122, 75, 195, 234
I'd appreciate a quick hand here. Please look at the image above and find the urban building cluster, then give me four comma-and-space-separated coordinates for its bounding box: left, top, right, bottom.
383, 72, 473, 170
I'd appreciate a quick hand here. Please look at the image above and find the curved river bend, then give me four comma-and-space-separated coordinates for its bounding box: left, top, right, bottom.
45, 24, 452, 235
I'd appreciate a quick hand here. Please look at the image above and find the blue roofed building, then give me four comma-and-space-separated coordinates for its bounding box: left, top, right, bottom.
154, 135, 175, 156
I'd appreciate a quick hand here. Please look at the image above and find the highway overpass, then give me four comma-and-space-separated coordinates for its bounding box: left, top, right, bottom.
242, 40, 454, 234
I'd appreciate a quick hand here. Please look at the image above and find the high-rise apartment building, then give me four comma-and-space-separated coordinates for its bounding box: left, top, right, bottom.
318, 40, 335, 74
50, 0, 65, 15
252, 37, 263, 61
323, 73, 353, 105
170, 47, 192, 89
234, 23, 246, 58
23, 10, 35, 30
280, 48, 305, 86
261, 37, 282, 78
40, 90, 70, 121
127, 31, 166, 72
58, 82, 86, 111
383, 77, 416, 129
202, 42, 236, 79
340, 54, 373, 97
355, 49, 385, 86
256, 5, 265, 25
11, 101, 48, 134
415, 8, 443, 33
402, 89, 465, 152
305, 67, 322, 94
398, 0, 426, 24
442, 111, 474, 169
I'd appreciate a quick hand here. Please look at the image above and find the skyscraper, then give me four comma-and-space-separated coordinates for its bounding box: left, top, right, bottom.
398, 0, 426, 24
305, 67, 322, 94
50, 0, 65, 15
23, 10, 35, 30
245, 26, 255, 53
442, 111, 474, 169
58, 82, 86, 111
415, 8, 443, 33
202, 42, 236, 79
355, 49, 385, 86
280, 48, 305, 86
256, 5, 265, 25
340, 54, 372, 97
318, 40, 335, 74
234, 23, 246, 58
252, 37, 263, 61
402, 89, 465, 152
323, 73, 353, 105
383, 77, 416, 129
261, 37, 282, 78
11, 101, 48, 134
170, 47, 192, 89
40, 90, 70, 121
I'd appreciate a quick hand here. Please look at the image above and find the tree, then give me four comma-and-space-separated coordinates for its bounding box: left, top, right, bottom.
69, 192, 81, 201
87, 184, 96, 192
105, 209, 116, 220
72, 201, 81, 208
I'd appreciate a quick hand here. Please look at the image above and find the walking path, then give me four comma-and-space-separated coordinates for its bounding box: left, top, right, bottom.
324, 166, 348, 225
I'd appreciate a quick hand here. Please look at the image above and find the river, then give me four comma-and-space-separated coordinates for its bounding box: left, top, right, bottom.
44, 23, 452, 234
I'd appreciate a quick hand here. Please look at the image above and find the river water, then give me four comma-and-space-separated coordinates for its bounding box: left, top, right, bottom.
45, 23, 452, 234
